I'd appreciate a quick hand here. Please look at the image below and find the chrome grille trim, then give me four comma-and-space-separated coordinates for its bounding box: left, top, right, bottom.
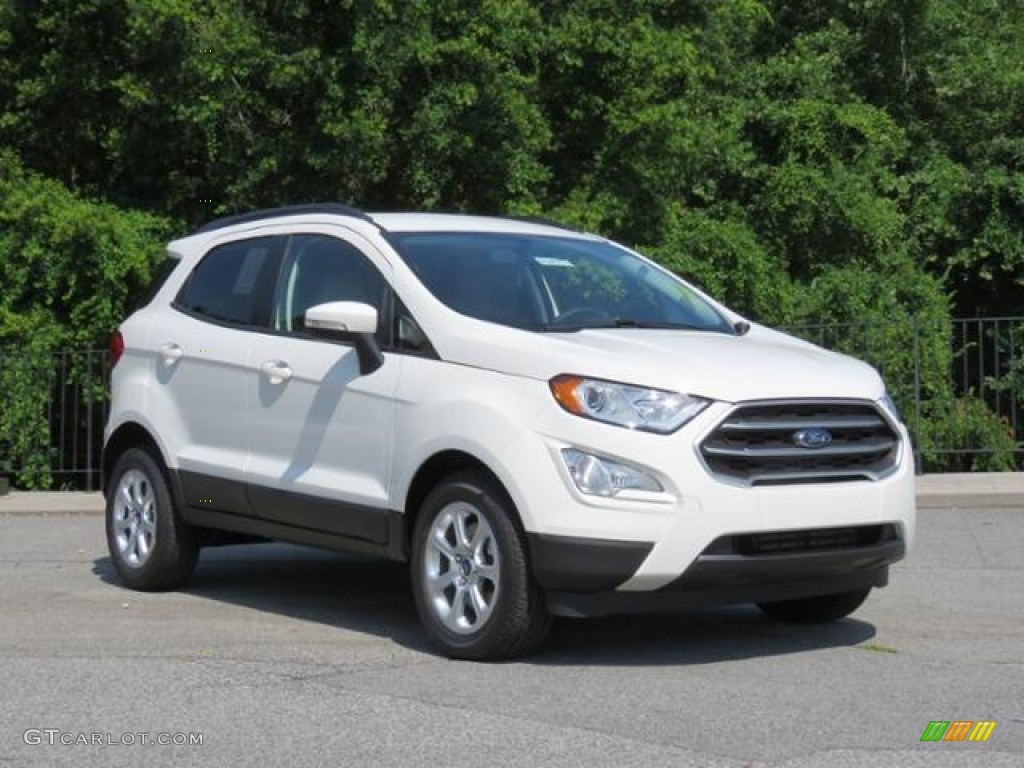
698, 399, 901, 486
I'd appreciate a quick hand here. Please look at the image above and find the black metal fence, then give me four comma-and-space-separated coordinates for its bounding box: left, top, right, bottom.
0, 348, 111, 490
1, 316, 1022, 489
783, 316, 1023, 471
52, 350, 112, 489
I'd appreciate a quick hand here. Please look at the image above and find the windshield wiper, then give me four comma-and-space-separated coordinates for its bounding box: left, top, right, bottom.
537, 318, 716, 333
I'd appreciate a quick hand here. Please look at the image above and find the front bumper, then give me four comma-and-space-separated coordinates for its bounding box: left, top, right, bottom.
502, 396, 916, 599
528, 533, 654, 592
537, 525, 905, 617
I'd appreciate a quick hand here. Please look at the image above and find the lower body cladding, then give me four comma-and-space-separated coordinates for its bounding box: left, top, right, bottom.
529, 523, 906, 617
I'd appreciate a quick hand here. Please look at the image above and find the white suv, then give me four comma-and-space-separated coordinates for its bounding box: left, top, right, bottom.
103, 204, 915, 659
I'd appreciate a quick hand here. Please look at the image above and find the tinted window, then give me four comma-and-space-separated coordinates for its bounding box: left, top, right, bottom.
137, 258, 178, 310
176, 237, 282, 326
393, 298, 433, 354
273, 235, 387, 335
390, 233, 733, 333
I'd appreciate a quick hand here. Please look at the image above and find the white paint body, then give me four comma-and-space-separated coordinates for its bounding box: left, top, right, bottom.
108, 212, 916, 590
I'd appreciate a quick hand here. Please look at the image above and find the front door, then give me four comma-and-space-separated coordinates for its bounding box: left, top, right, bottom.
245, 231, 399, 542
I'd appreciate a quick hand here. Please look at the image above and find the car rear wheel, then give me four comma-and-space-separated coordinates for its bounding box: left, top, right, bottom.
106, 447, 198, 591
757, 588, 871, 623
411, 471, 551, 660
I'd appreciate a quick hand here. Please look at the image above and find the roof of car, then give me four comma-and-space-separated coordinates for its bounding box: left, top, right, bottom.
192, 204, 599, 240
368, 212, 595, 238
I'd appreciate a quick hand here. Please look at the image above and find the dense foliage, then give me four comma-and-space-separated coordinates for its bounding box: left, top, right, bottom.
0, 1, 1021, 482
0, 151, 174, 485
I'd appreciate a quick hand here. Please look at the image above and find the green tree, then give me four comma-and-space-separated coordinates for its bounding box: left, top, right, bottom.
1, 0, 1021, 472
0, 150, 175, 486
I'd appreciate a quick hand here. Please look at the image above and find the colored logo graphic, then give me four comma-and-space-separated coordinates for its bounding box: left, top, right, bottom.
792, 427, 833, 449
920, 721, 997, 742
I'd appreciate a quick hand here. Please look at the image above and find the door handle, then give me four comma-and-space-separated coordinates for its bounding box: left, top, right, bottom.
260, 360, 293, 384
159, 343, 183, 367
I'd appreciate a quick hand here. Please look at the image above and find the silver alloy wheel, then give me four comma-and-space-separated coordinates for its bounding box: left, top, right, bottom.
423, 501, 500, 635
112, 468, 158, 568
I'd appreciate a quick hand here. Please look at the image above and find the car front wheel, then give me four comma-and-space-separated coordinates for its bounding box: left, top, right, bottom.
105, 447, 198, 591
757, 588, 871, 623
411, 471, 551, 660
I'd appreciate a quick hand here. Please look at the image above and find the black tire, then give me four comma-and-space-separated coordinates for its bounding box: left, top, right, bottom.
757, 588, 871, 624
411, 471, 551, 660
105, 447, 198, 591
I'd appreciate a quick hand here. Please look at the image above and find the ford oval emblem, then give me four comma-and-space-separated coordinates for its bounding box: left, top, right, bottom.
793, 427, 833, 449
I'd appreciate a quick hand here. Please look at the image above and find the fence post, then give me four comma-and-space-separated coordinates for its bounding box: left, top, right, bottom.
913, 314, 923, 473
85, 350, 93, 492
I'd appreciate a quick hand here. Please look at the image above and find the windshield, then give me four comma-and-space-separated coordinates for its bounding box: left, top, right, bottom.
390, 232, 735, 334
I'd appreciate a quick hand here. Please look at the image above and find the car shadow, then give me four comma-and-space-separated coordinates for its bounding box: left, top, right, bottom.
92, 542, 430, 652
92, 542, 877, 665
537, 607, 876, 666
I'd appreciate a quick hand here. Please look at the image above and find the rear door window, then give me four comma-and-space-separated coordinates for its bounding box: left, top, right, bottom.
175, 237, 284, 327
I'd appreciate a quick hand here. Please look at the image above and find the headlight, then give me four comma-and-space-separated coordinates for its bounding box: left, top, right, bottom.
549, 375, 710, 433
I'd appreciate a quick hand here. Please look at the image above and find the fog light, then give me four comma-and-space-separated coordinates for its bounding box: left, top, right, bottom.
561, 448, 663, 497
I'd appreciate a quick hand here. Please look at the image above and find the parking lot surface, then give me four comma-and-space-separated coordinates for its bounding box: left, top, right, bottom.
0, 501, 1021, 767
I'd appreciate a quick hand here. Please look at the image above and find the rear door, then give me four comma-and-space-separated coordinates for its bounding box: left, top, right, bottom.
245, 230, 400, 542
151, 235, 284, 516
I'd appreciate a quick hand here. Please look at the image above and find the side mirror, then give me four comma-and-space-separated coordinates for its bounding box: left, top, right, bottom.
305, 301, 378, 335
304, 301, 383, 375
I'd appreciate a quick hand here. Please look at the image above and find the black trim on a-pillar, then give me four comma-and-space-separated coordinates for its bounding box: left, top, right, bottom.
527, 533, 653, 592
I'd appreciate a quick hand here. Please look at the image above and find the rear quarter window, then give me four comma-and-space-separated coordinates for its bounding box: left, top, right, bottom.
136, 258, 179, 310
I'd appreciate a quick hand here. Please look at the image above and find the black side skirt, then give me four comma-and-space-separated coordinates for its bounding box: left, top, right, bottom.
172, 469, 408, 562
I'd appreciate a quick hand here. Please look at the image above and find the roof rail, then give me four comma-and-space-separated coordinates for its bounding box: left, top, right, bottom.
194, 203, 378, 234
507, 215, 581, 233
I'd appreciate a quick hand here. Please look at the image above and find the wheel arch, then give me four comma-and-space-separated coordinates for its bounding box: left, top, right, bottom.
401, 449, 526, 560
102, 421, 167, 496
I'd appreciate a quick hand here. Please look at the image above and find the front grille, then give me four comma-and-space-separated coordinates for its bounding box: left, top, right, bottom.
702, 524, 896, 556
699, 400, 900, 485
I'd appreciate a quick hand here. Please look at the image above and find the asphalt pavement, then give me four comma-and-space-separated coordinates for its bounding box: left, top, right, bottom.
0, 477, 1021, 767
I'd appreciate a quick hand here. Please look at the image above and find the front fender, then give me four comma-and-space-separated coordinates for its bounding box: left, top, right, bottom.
390, 361, 549, 529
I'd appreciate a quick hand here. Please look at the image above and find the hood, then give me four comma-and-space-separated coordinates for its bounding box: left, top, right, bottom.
437, 322, 886, 404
